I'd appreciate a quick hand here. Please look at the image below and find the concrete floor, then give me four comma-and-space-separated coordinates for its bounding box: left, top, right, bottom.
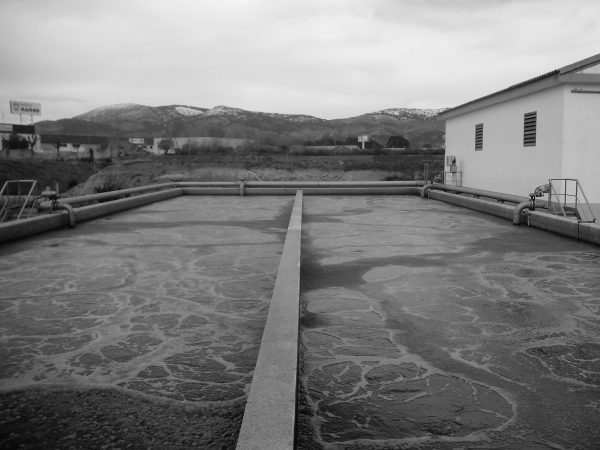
0, 196, 292, 448
298, 196, 600, 450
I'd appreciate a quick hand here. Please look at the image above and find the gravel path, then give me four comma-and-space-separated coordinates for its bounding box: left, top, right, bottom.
0, 387, 242, 449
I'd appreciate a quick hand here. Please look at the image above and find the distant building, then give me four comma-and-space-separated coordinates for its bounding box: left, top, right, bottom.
439, 53, 600, 205
0, 124, 39, 156
39, 134, 109, 159
128, 137, 154, 153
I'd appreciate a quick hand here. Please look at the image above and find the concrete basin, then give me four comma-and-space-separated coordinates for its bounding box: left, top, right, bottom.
298, 196, 600, 449
0, 196, 292, 449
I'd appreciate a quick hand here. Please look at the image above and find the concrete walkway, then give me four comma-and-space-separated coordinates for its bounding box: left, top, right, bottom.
237, 191, 303, 450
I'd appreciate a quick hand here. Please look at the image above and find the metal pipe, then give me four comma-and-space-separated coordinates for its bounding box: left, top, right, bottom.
174, 182, 239, 187
58, 203, 76, 228
39, 183, 176, 208
74, 189, 183, 223
513, 200, 532, 226
242, 180, 424, 188
182, 186, 421, 196
420, 184, 434, 198
39, 181, 424, 209
230, 187, 421, 196
181, 188, 241, 196
424, 183, 527, 204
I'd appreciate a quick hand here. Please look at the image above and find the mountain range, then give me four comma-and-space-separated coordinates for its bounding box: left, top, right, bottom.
35, 104, 447, 148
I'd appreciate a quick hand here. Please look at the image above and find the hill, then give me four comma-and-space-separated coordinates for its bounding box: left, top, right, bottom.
34, 104, 446, 149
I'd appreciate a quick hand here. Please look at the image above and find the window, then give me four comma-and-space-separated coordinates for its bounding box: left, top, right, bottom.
475, 123, 483, 151
523, 111, 537, 147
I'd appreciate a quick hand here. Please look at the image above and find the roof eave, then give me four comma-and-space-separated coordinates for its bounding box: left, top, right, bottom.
439, 70, 561, 120
439, 52, 600, 120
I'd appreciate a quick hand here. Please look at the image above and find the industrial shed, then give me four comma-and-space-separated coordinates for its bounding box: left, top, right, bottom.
440, 53, 600, 210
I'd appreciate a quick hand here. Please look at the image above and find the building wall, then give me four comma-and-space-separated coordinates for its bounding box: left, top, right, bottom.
37, 143, 106, 160
444, 86, 564, 197
562, 83, 600, 203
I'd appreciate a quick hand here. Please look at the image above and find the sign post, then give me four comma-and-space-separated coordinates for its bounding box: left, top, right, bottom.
10, 101, 42, 124
358, 135, 369, 150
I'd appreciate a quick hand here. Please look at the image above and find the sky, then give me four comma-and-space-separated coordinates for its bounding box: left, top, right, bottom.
1, 0, 600, 122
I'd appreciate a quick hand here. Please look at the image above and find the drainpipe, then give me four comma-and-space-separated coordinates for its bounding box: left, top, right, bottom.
420, 183, 434, 198
58, 202, 76, 228
513, 200, 531, 225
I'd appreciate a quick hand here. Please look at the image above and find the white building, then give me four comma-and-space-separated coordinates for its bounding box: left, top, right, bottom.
440, 53, 600, 207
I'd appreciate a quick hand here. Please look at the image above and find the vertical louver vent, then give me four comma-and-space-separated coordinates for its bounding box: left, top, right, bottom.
475, 123, 483, 151
523, 111, 537, 147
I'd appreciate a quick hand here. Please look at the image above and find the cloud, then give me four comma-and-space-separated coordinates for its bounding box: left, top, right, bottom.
1, 0, 599, 121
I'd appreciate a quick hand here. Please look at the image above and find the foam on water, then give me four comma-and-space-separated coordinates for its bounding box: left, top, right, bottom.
0, 196, 292, 406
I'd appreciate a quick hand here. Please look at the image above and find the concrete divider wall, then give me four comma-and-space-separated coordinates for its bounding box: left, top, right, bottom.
0, 211, 70, 244
236, 191, 303, 450
2, 181, 598, 248
579, 222, 600, 245
234, 186, 466, 448
426, 188, 599, 246
0, 189, 184, 244
527, 211, 580, 239
527, 211, 600, 244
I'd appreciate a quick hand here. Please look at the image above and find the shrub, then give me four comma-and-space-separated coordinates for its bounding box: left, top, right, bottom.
94, 175, 126, 193
383, 175, 403, 181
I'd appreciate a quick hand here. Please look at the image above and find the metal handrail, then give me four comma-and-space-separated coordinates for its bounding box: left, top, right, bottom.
548, 178, 596, 223
443, 171, 462, 187
0, 180, 39, 223
0, 181, 9, 221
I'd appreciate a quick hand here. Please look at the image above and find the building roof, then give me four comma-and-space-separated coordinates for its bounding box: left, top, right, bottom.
0, 123, 36, 134
439, 52, 600, 119
40, 134, 109, 145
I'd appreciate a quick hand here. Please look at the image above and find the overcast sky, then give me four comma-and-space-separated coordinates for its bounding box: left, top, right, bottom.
1, 0, 599, 122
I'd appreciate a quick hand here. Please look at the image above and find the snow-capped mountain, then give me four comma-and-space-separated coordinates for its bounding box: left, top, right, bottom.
35, 103, 446, 148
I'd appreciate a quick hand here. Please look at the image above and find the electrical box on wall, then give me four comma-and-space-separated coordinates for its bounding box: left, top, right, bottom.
445, 155, 456, 166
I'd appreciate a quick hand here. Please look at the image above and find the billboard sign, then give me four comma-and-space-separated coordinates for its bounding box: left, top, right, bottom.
358, 135, 369, 142
10, 100, 42, 116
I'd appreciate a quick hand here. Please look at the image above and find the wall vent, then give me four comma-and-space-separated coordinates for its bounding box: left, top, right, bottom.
523, 111, 537, 147
475, 123, 484, 151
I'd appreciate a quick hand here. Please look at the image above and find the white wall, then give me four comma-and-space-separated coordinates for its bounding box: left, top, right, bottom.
444, 86, 564, 197
562, 83, 600, 203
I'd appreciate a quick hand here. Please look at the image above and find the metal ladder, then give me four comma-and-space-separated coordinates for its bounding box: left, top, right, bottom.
546, 178, 596, 223
0, 180, 39, 223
